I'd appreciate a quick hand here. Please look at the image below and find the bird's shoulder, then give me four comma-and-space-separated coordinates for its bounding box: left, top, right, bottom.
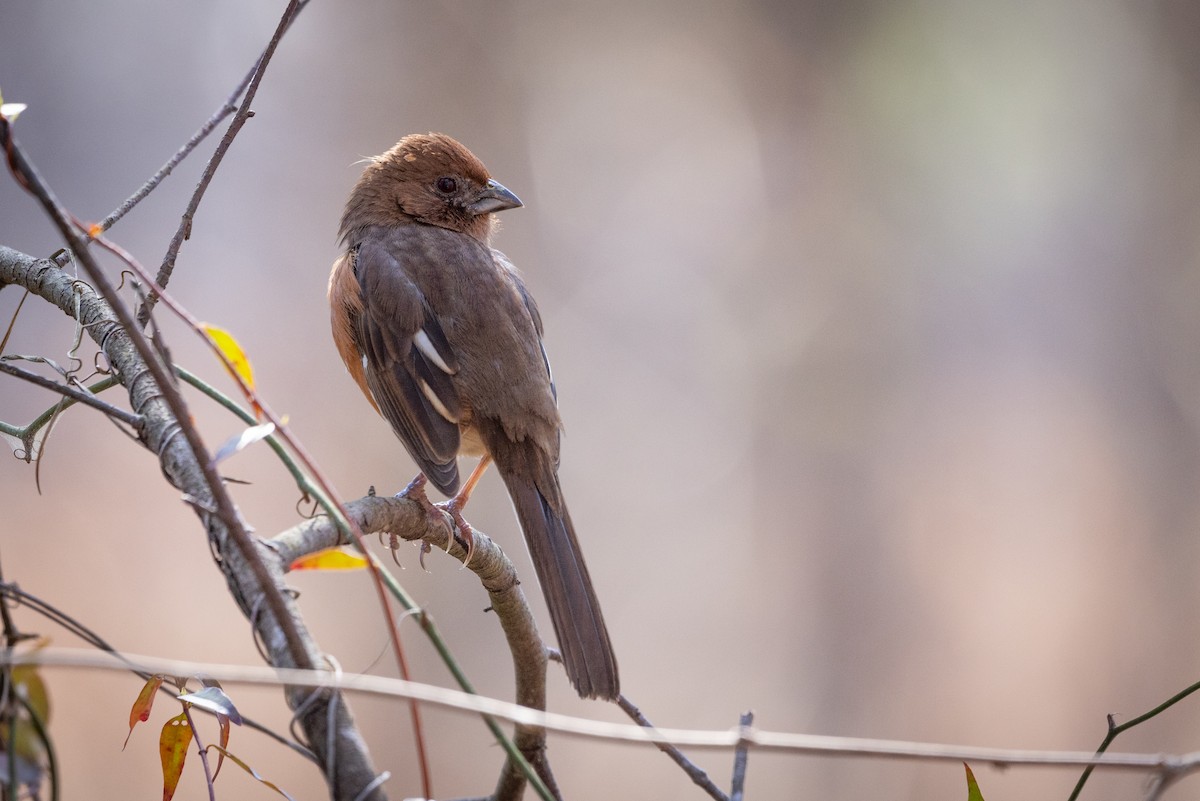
359, 224, 497, 279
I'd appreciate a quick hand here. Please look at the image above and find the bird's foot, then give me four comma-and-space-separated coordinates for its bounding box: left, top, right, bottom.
396, 474, 439, 519
441, 497, 476, 568
395, 474, 450, 563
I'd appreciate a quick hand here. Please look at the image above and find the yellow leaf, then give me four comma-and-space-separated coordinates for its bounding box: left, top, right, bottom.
202, 324, 255, 392
290, 547, 369, 571
12, 665, 50, 726
160, 712, 193, 801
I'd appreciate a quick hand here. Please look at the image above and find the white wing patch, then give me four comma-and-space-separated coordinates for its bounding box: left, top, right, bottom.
414, 329, 455, 374
420, 379, 458, 423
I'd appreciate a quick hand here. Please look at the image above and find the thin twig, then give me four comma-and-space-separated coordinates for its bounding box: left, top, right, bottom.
730, 710, 753, 801
182, 702, 218, 801
0, 553, 24, 649
1068, 681, 1200, 801
617, 694, 728, 801
139, 0, 311, 327
14, 684, 58, 801
0, 360, 142, 428
0, 287, 29, 353
1, 107, 314, 683
0, 246, 381, 799
0, 581, 314, 762
95, 74, 255, 234
12, 647, 1200, 776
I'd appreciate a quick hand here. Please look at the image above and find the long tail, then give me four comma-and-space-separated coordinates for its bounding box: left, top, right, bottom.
499, 464, 619, 700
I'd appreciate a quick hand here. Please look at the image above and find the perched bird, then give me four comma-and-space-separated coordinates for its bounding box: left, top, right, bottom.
328, 133, 619, 700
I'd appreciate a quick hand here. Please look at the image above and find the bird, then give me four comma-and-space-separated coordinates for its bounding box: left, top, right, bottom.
328, 133, 619, 700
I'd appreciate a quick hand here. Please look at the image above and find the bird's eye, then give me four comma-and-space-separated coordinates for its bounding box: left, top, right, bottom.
435, 176, 458, 195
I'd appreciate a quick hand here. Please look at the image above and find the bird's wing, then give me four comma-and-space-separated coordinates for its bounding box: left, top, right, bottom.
353, 237, 463, 495
494, 249, 556, 405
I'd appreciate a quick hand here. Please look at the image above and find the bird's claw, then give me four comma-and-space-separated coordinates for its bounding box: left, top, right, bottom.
442, 497, 476, 568
396, 474, 453, 564
397, 473, 429, 500
397, 473, 441, 521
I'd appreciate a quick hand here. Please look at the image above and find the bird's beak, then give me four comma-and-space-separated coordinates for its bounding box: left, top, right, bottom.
469, 179, 523, 216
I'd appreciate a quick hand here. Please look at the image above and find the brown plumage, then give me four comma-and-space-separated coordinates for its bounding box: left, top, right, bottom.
329, 133, 619, 700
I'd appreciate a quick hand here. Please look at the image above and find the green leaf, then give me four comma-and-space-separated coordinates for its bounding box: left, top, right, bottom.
965, 762, 986, 801
203, 745, 296, 800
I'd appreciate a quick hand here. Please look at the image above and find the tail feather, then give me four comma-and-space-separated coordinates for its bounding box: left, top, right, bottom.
501, 470, 619, 700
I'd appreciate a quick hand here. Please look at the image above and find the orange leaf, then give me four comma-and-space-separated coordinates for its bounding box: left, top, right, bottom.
88, 223, 103, 239
290, 547, 369, 571
124, 674, 164, 750
160, 712, 193, 801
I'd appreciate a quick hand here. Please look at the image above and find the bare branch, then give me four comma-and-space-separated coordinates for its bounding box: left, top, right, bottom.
0, 580, 313, 761
0, 246, 384, 801
10, 647, 1200, 778
0, 359, 142, 429
1069, 679, 1200, 800
730, 710, 753, 801
139, 0, 311, 325
272, 491, 561, 801
617, 694, 728, 801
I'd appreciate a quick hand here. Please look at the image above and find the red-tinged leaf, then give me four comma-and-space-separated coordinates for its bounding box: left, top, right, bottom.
290, 546, 370, 572
160, 712, 193, 801
202, 745, 296, 801
177, 686, 242, 725
124, 675, 165, 750
212, 421, 275, 464
964, 762, 986, 801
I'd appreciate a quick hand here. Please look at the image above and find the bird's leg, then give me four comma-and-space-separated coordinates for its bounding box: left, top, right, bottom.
394, 474, 444, 565
397, 473, 435, 511
442, 455, 492, 566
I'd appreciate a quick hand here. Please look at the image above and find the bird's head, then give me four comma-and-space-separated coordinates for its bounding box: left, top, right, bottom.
340, 132, 522, 244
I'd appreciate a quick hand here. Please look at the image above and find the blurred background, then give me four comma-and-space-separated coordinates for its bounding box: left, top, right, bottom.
4, 1, 1200, 798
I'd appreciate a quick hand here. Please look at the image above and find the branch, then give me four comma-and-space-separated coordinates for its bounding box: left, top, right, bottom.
730, 710, 752, 801
272, 492, 560, 801
139, 0, 310, 325
617, 694, 727, 800
0, 580, 312, 761
1069, 680, 1200, 801
9, 648, 1200, 777
0, 246, 384, 801
1, 114, 313, 671
0, 360, 142, 429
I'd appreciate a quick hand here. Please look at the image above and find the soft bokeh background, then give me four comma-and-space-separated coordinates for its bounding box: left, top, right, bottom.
4, 1, 1200, 798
